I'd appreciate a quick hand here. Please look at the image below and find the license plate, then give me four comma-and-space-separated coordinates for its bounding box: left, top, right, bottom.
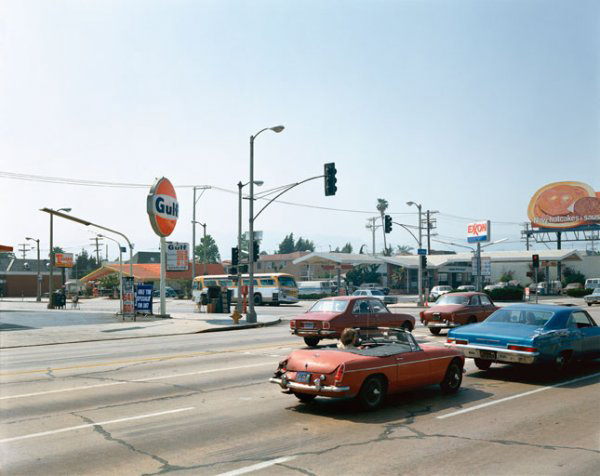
303, 322, 314, 329
295, 372, 311, 383
480, 350, 496, 360
432, 314, 441, 321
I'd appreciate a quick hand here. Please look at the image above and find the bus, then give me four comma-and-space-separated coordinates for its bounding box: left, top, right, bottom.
192, 273, 299, 306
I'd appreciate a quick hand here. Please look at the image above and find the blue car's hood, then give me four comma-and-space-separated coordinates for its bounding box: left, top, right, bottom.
449, 322, 538, 347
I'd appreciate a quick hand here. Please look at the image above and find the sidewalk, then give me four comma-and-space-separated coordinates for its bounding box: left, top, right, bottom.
0, 299, 281, 348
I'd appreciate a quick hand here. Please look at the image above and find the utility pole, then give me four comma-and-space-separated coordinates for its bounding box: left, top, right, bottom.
191, 186, 210, 282
365, 217, 379, 256
424, 210, 438, 254
18, 243, 31, 259
90, 236, 103, 265
523, 223, 530, 251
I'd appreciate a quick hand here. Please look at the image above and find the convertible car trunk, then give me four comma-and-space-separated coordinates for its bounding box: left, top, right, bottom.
286, 349, 362, 374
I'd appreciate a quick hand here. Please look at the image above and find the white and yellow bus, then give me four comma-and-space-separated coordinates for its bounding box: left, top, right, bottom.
192, 273, 299, 306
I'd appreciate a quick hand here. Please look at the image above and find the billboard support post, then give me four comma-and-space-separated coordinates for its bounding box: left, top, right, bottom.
160, 237, 166, 316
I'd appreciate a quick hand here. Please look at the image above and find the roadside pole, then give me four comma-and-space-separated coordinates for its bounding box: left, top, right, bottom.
476, 242, 482, 291
160, 237, 166, 316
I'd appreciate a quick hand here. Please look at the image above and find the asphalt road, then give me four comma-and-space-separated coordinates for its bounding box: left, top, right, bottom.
1, 306, 599, 475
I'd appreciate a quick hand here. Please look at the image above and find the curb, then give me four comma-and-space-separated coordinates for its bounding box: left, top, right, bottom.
0, 318, 282, 349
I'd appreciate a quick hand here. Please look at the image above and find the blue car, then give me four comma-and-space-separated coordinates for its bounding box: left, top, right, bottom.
446, 304, 600, 372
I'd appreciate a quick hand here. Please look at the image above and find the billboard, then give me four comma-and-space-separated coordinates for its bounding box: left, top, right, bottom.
467, 221, 491, 243
528, 181, 600, 229
55, 253, 74, 268
166, 242, 189, 271
147, 177, 179, 237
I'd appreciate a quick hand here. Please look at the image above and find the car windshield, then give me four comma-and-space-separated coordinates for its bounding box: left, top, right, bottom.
371, 290, 384, 295
487, 309, 554, 326
308, 299, 348, 313
357, 329, 418, 349
436, 295, 469, 305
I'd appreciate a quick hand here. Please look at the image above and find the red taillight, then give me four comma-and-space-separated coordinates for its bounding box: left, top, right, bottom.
290, 320, 295, 329
508, 345, 537, 353
334, 364, 345, 385
447, 338, 455, 344
419, 311, 425, 319
455, 339, 468, 345
323, 321, 330, 329
278, 359, 288, 372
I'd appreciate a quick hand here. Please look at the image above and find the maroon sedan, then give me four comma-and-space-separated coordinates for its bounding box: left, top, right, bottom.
291, 296, 415, 347
420, 292, 498, 335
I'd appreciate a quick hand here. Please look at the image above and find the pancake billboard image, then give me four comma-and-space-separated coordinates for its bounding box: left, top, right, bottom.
528, 181, 600, 229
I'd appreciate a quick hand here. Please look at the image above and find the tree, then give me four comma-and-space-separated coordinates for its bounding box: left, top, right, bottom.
341, 243, 353, 253
99, 273, 119, 291
396, 245, 414, 255
194, 234, 221, 263
346, 264, 381, 287
295, 237, 315, 252
376, 198, 389, 253
278, 233, 296, 254
73, 249, 100, 279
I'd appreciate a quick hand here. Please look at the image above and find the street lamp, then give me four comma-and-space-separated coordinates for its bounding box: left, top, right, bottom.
236, 180, 263, 316
46, 207, 72, 308
25, 236, 41, 302
248, 125, 284, 323
406, 201, 423, 306
98, 234, 124, 315
191, 186, 211, 282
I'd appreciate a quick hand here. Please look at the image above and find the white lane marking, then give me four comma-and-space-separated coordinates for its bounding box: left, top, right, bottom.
0, 362, 273, 401
0, 407, 195, 443
216, 456, 297, 476
437, 371, 600, 420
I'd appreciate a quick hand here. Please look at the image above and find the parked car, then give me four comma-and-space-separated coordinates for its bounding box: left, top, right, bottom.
359, 283, 390, 295
536, 281, 562, 295
152, 286, 178, 298
446, 304, 600, 372
584, 278, 600, 290
429, 285, 453, 301
562, 282, 583, 294
483, 282, 510, 292
584, 288, 600, 306
457, 285, 476, 292
270, 327, 464, 410
352, 289, 397, 305
420, 292, 499, 335
290, 296, 415, 347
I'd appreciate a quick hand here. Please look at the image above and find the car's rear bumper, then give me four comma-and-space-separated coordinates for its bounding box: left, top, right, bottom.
291, 329, 337, 337
446, 343, 539, 365
423, 320, 461, 329
270, 377, 350, 395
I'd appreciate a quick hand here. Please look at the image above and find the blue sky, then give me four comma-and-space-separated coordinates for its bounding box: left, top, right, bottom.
1, 0, 598, 260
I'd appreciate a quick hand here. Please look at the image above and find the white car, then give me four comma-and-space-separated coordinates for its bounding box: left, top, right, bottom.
429, 285, 452, 301
352, 289, 397, 304
584, 288, 600, 306
457, 285, 476, 292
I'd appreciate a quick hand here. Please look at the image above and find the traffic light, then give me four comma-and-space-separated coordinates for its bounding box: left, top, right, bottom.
532, 254, 539, 269
420, 255, 427, 268
231, 247, 239, 266
253, 240, 260, 262
384, 215, 392, 233
324, 162, 337, 196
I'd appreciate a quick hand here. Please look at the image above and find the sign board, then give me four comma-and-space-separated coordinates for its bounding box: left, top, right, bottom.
147, 177, 179, 237
467, 221, 491, 243
417, 248, 427, 255
55, 253, 74, 268
471, 257, 492, 276
135, 284, 153, 313
166, 242, 189, 271
528, 181, 600, 230
541, 261, 558, 267
122, 277, 136, 317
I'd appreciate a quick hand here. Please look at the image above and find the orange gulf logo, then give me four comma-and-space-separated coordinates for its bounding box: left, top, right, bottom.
147, 177, 179, 237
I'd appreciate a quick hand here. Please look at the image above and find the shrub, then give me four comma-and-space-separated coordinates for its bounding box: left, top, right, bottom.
566, 288, 593, 298
484, 286, 524, 301
298, 293, 330, 300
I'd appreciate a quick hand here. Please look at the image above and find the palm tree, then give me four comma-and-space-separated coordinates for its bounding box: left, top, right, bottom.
396, 245, 414, 255
376, 198, 389, 253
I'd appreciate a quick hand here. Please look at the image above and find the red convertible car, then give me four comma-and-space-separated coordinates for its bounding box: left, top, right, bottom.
291, 296, 415, 347
271, 328, 464, 410
420, 292, 499, 335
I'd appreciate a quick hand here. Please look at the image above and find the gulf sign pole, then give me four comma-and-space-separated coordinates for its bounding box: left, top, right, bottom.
147, 177, 179, 317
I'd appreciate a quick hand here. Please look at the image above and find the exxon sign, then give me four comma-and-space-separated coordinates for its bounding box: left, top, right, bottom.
467, 220, 491, 243
147, 177, 179, 237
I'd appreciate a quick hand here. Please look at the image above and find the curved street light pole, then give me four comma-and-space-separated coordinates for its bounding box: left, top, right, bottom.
247, 125, 284, 323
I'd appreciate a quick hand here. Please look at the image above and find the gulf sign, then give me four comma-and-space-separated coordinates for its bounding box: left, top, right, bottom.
467, 220, 491, 243
147, 177, 179, 237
